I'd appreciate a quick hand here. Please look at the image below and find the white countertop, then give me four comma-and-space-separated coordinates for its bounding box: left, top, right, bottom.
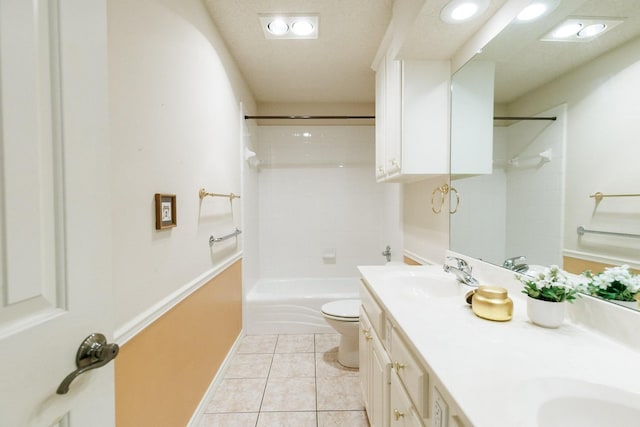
358, 264, 640, 427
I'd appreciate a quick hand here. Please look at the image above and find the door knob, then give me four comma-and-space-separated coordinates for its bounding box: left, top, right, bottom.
56, 333, 119, 395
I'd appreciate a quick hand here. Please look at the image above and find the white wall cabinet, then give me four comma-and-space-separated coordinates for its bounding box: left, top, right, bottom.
450, 60, 495, 176
360, 280, 471, 427
375, 54, 450, 183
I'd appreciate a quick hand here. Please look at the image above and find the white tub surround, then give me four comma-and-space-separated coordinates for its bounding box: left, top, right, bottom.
245, 277, 360, 335
358, 262, 640, 427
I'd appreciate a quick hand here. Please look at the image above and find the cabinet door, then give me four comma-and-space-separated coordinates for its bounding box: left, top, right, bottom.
371, 331, 391, 427
375, 58, 387, 180
359, 308, 373, 413
390, 372, 424, 427
385, 55, 402, 177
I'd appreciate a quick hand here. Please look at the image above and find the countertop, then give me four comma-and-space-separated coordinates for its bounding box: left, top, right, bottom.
358, 264, 640, 427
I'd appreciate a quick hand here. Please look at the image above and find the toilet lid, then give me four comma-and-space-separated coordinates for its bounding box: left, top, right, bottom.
321, 299, 360, 319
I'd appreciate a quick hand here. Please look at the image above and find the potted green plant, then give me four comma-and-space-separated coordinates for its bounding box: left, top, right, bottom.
584, 265, 640, 309
519, 266, 578, 328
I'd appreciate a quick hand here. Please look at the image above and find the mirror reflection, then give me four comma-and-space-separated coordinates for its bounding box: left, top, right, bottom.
450, 0, 640, 309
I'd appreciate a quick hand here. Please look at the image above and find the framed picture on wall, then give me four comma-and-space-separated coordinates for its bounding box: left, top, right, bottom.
155, 193, 177, 230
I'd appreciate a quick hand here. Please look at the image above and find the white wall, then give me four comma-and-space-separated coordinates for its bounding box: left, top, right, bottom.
403, 176, 450, 265
257, 126, 398, 278
505, 105, 565, 266
509, 36, 640, 268
109, 0, 255, 330
450, 128, 507, 265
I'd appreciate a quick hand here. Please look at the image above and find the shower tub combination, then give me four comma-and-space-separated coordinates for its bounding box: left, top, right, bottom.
245, 277, 360, 335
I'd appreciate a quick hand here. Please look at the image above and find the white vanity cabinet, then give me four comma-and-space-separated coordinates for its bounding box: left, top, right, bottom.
374, 54, 450, 183
360, 279, 472, 427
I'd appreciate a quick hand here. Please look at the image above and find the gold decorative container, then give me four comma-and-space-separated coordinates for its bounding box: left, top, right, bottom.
471, 286, 513, 322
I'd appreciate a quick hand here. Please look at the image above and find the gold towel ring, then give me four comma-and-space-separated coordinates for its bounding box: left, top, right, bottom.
449, 187, 460, 214
431, 184, 448, 214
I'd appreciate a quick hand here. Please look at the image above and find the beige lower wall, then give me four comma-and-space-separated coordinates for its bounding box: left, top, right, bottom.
115, 260, 242, 427
563, 256, 638, 276
403, 256, 422, 266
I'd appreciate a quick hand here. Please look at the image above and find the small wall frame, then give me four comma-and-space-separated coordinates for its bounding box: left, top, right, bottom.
155, 193, 177, 230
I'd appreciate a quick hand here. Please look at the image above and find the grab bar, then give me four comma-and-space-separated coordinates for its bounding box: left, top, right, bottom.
209, 228, 242, 247
577, 226, 640, 239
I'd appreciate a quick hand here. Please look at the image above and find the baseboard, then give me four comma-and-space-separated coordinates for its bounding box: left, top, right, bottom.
186, 329, 245, 427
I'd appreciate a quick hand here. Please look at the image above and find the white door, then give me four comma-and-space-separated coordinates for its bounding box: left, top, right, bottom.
0, 1, 114, 426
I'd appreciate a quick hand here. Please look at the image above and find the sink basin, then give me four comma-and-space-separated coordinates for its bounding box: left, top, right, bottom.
380, 267, 471, 298
538, 396, 640, 427
519, 378, 640, 427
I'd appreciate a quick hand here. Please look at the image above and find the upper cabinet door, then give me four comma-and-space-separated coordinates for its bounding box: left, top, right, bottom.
450, 61, 495, 176
375, 56, 450, 183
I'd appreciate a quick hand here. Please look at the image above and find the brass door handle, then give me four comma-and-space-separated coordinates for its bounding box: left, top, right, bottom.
393, 361, 405, 372
56, 333, 119, 394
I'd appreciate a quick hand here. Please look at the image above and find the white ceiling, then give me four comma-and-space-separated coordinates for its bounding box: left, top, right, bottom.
203, 0, 640, 105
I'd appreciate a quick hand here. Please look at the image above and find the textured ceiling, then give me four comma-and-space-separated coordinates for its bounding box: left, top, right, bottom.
203, 0, 393, 103
203, 0, 640, 105
475, 0, 640, 103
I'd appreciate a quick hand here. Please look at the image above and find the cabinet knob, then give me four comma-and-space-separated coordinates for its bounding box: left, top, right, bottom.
393, 409, 405, 421
393, 361, 405, 372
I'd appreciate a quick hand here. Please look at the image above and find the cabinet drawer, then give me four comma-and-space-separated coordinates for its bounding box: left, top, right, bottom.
390, 331, 428, 418
390, 372, 424, 427
360, 280, 384, 339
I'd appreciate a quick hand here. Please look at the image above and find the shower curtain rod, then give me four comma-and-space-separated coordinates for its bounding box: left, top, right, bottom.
244, 115, 375, 120
493, 116, 557, 121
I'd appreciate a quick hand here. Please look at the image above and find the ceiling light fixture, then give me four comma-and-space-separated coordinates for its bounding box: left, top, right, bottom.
541, 17, 624, 42
267, 19, 289, 36
577, 23, 607, 38
260, 15, 318, 39
440, 0, 489, 24
516, 0, 559, 23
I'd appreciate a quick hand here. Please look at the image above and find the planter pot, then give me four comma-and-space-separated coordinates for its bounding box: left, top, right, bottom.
526, 297, 565, 328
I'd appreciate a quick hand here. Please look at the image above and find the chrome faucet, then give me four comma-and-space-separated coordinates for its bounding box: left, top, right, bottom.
503, 256, 529, 273
443, 256, 479, 286
382, 245, 392, 262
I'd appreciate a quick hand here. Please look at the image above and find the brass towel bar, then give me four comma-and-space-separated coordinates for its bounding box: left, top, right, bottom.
589, 192, 640, 202
199, 188, 240, 200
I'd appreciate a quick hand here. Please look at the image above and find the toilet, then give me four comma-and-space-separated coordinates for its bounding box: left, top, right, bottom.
321, 299, 361, 368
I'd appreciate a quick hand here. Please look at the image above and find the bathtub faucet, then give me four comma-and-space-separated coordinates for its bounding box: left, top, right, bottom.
382, 245, 391, 262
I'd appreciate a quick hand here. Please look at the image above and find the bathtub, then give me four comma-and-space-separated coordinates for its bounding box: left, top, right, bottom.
245, 277, 360, 335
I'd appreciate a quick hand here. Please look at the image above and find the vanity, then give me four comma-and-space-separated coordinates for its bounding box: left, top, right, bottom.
358, 261, 640, 427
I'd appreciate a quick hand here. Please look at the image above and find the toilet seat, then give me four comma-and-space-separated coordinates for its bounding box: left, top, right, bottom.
321, 299, 360, 322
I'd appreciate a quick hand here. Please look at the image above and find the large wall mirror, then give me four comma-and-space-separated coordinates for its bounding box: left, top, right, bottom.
450, 0, 640, 310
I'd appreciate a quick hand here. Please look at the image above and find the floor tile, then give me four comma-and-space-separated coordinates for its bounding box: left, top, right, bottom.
315, 334, 340, 353
256, 411, 317, 427
261, 377, 317, 412
275, 334, 315, 353
270, 353, 316, 378
317, 410, 370, 427
205, 378, 267, 413
237, 335, 278, 354
316, 376, 364, 411
225, 353, 273, 379
316, 351, 359, 377
198, 412, 258, 427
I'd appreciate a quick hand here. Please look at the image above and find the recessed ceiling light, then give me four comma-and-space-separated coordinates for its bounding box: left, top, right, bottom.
260, 15, 319, 39
577, 23, 607, 38
291, 20, 314, 36
553, 22, 583, 38
440, 0, 489, 24
541, 18, 624, 42
516, 0, 559, 22
517, 3, 547, 21
267, 19, 289, 36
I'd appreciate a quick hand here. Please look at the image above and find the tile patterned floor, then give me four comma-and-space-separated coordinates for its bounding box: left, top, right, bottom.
198, 334, 370, 427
